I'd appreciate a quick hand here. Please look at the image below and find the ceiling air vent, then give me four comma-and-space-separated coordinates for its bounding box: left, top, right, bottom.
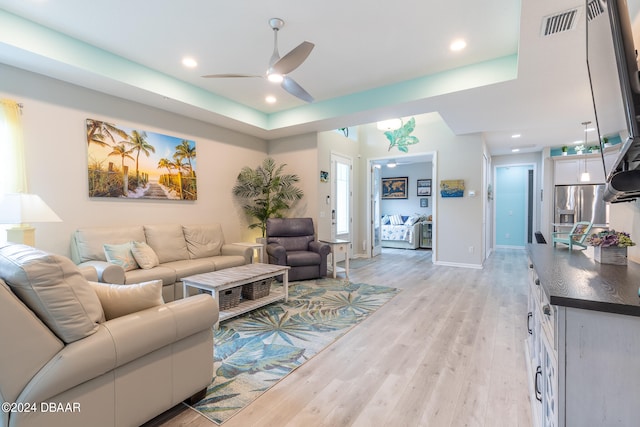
587, 0, 605, 21
541, 8, 580, 36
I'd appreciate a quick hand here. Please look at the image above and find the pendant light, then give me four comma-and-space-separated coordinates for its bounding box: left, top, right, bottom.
580, 121, 591, 182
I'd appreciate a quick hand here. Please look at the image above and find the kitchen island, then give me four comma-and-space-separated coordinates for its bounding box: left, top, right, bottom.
525, 243, 640, 426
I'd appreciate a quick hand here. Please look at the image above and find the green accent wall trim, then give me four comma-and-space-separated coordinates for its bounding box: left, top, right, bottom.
0, 8, 517, 133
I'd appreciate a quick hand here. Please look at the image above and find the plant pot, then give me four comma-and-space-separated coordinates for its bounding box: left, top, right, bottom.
562, 152, 568, 156
593, 246, 627, 265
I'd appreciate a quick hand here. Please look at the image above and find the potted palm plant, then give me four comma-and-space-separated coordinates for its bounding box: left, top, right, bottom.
232, 157, 304, 238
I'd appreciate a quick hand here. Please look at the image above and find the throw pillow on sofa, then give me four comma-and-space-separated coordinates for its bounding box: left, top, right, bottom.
103, 242, 138, 271
0, 243, 105, 343
89, 280, 164, 320
131, 241, 160, 269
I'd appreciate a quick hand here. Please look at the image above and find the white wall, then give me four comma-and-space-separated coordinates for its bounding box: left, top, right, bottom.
381, 162, 433, 218
0, 64, 268, 256
359, 113, 485, 267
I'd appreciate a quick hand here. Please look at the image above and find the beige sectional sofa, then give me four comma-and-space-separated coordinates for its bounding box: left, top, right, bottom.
0, 242, 218, 427
70, 224, 252, 301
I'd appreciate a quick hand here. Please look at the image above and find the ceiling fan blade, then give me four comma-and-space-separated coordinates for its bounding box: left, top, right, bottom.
202, 73, 261, 78
281, 76, 314, 103
272, 41, 314, 75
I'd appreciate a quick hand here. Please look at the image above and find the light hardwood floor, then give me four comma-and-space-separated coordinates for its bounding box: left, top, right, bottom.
145, 248, 532, 427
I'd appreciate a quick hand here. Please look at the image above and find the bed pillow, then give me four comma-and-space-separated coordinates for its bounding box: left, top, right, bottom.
390, 214, 404, 225
405, 216, 419, 226
131, 241, 160, 269
89, 280, 164, 320
103, 242, 138, 271
381, 215, 390, 225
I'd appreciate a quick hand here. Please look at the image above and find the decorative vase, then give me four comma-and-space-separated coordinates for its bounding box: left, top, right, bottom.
593, 246, 627, 265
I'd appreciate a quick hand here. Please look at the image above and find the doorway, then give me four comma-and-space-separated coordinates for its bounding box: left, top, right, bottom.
367, 152, 436, 258
494, 164, 537, 248
330, 153, 353, 261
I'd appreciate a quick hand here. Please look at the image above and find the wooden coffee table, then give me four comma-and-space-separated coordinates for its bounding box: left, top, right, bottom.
182, 263, 290, 327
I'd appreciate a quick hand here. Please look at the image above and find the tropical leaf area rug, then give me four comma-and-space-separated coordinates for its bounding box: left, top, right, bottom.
190, 278, 400, 424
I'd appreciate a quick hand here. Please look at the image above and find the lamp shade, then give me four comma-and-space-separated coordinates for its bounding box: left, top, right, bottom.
0, 193, 62, 224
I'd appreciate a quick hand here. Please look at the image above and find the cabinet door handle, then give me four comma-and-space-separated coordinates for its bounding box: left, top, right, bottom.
527, 312, 533, 335
529, 263, 533, 269
535, 278, 540, 286
543, 304, 551, 316
535, 366, 543, 402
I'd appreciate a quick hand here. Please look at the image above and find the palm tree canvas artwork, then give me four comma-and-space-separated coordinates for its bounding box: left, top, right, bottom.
86, 119, 197, 200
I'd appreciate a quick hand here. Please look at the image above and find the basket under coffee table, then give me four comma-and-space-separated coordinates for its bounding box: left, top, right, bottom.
182, 263, 290, 328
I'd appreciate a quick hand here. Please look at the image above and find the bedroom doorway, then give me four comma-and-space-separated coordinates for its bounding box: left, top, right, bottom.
367, 152, 436, 259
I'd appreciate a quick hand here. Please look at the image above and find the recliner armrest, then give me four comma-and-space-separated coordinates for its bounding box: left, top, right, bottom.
309, 241, 331, 256
221, 244, 253, 264
266, 243, 287, 265
77, 260, 125, 284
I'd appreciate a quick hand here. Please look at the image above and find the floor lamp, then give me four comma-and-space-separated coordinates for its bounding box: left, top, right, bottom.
0, 193, 62, 246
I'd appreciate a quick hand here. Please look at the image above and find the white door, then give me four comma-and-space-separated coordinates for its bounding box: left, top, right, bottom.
331, 153, 352, 261
371, 164, 382, 256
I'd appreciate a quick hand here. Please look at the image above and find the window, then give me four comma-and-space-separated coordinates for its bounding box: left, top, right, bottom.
336, 160, 350, 235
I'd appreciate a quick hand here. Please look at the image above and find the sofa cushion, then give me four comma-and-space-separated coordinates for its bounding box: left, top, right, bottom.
0, 243, 104, 343
103, 242, 139, 271
89, 280, 164, 320
161, 258, 216, 280
144, 224, 189, 263
125, 265, 177, 286
73, 226, 146, 263
211, 255, 248, 271
286, 250, 321, 267
131, 241, 160, 269
183, 224, 224, 259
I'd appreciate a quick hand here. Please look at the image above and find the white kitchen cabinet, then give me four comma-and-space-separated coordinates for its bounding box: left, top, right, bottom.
525, 259, 558, 427
526, 245, 640, 427
553, 150, 619, 185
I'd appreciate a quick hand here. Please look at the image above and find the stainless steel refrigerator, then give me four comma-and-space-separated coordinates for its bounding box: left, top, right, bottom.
554, 184, 608, 225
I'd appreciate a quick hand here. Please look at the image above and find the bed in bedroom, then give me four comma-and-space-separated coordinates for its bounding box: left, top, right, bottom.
380, 214, 422, 249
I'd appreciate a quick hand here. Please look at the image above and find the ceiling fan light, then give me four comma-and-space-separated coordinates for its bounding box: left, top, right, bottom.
377, 119, 402, 131
267, 72, 284, 83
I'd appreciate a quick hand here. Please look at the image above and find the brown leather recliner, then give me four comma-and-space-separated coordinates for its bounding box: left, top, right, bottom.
265, 218, 331, 281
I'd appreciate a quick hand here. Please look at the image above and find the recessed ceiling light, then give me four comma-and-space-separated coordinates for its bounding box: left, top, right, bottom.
511, 148, 520, 152
182, 57, 198, 68
450, 39, 467, 51
265, 95, 277, 104
512, 134, 521, 138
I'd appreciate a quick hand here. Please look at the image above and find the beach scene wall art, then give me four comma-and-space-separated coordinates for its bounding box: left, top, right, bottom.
86, 119, 197, 200
440, 179, 464, 198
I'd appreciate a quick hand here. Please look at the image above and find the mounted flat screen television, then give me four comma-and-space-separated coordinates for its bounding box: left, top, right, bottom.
587, 0, 640, 202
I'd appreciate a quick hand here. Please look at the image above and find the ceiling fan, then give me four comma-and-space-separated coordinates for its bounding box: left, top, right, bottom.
202, 18, 315, 103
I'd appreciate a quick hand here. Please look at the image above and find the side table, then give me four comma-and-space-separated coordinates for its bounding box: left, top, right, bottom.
233, 242, 265, 263
320, 239, 350, 279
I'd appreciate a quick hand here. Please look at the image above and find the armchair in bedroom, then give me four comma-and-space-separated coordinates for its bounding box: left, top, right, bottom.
265, 218, 331, 281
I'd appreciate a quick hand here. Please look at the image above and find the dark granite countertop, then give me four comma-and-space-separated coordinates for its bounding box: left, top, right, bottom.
526, 244, 640, 317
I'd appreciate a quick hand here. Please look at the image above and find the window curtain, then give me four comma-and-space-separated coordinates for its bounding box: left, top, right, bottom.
0, 99, 27, 193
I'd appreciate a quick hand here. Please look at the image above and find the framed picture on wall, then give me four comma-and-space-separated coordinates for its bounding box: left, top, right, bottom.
420, 198, 428, 207
382, 177, 408, 199
417, 179, 432, 196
